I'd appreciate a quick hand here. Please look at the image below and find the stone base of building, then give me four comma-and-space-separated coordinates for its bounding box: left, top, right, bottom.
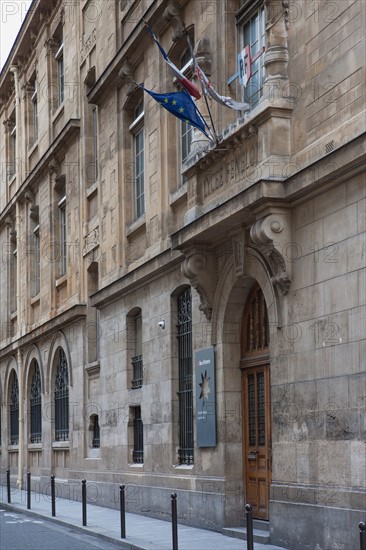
270, 499, 364, 550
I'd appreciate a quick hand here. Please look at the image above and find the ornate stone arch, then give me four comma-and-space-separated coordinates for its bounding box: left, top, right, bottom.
4, 356, 19, 400
24, 344, 44, 395
211, 250, 282, 348
47, 331, 73, 393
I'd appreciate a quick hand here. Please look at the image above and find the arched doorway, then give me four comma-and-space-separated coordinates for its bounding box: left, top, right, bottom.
241, 283, 271, 520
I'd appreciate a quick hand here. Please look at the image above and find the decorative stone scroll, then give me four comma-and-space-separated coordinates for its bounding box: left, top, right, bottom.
181, 245, 216, 321
250, 209, 291, 295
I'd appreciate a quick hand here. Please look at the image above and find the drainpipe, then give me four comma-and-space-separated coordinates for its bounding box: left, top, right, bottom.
10, 65, 24, 489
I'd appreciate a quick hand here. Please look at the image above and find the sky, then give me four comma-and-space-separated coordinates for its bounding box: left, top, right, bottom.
0, 0, 33, 71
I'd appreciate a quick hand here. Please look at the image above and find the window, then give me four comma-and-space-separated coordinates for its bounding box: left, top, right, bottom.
90, 414, 100, 448
9, 228, 17, 314
58, 190, 67, 275
239, 2, 265, 107
179, 49, 193, 183
55, 39, 64, 106
131, 313, 143, 389
129, 100, 145, 219
92, 106, 98, 182
7, 111, 16, 180
33, 224, 40, 296
9, 371, 19, 445
30, 362, 42, 443
132, 406, 143, 464
177, 287, 193, 464
54, 348, 69, 441
31, 80, 38, 143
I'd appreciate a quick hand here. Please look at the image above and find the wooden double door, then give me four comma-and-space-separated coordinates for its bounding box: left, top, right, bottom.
242, 364, 271, 519
241, 283, 271, 520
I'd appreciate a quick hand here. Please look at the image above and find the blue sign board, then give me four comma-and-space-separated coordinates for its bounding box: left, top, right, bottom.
195, 346, 216, 447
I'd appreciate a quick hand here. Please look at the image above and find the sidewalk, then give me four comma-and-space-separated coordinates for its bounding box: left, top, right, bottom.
0, 485, 288, 550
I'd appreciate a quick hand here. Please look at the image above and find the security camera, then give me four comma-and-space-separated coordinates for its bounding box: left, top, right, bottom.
158, 320, 165, 329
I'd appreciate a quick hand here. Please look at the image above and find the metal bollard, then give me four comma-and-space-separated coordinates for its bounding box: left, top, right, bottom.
120, 484, 126, 539
360, 521, 366, 550
27, 472, 31, 510
171, 493, 178, 550
82, 479, 87, 526
6, 469, 11, 504
51, 475, 56, 517
245, 504, 254, 550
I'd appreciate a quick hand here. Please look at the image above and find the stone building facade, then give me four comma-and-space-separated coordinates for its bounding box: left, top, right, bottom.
0, 1, 365, 549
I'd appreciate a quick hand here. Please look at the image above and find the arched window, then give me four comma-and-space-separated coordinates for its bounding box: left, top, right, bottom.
242, 283, 269, 356
9, 371, 19, 445
177, 287, 193, 464
90, 414, 100, 448
54, 348, 69, 441
30, 362, 42, 443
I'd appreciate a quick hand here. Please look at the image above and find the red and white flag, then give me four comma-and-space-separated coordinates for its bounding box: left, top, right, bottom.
146, 23, 201, 100
195, 65, 250, 112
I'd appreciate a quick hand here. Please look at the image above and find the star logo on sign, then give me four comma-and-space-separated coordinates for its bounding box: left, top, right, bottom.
199, 370, 211, 404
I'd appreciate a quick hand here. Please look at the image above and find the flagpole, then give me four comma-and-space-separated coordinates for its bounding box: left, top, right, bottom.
183, 27, 218, 144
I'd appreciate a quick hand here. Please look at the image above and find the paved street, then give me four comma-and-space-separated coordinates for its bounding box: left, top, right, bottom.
0, 508, 124, 550
0, 485, 289, 550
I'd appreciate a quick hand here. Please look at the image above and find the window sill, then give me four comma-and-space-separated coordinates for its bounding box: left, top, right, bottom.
28, 140, 38, 158
85, 361, 100, 375
169, 182, 187, 208
126, 214, 146, 238
174, 464, 194, 470
8, 173, 17, 186
52, 441, 69, 449
8, 445, 19, 451
28, 443, 42, 451
10, 310, 17, 321
31, 294, 40, 306
56, 274, 67, 289
52, 102, 64, 124
86, 449, 100, 459
128, 463, 144, 468
86, 181, 99, 198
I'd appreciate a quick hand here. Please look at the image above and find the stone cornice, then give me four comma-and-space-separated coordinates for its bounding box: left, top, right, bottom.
0, 118, 80, 225
0, 304, 86, 359
87, 0, 174, 105
90, 249, 183, 309
171, 133, 366, 251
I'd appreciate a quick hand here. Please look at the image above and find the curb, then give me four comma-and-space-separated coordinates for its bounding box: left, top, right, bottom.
0, 501, 145, 550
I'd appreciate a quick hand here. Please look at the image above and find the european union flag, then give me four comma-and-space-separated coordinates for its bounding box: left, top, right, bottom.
140, 86, 212, 140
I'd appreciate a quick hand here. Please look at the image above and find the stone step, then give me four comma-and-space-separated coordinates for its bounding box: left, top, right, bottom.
251, 519, 270, 532
222, 526, 271, 544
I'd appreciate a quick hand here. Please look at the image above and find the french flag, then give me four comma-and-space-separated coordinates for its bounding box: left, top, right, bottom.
145, 23, 201, 100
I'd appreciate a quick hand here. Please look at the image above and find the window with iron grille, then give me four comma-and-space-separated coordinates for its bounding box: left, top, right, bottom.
177, 287, 194, 464
131, 313, 143, 388
54, 348, 69, 441
30, 362, 42, 443
91, 414, 100, 448
9, 371, 19, 445
132, 406, 143, 464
